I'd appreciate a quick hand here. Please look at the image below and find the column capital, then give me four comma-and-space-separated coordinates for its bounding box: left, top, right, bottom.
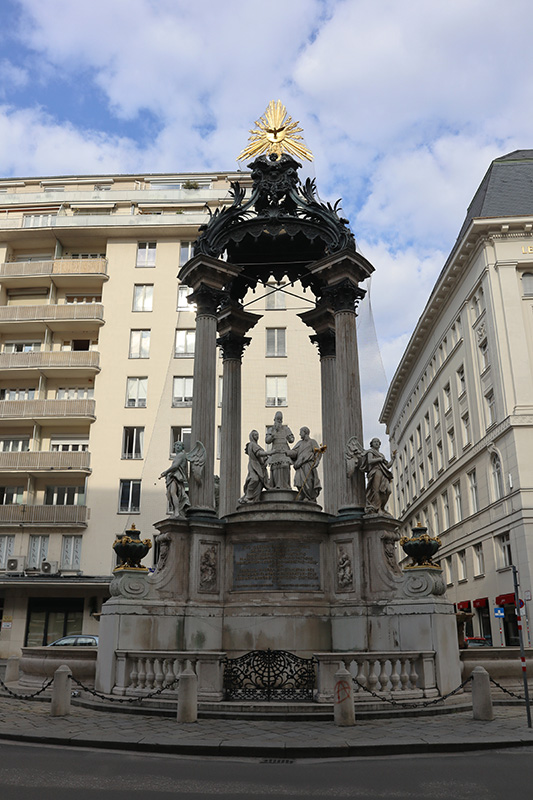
310, 329, 336, 358
217, 331, 251, 361
323, 278, 366, 312
190, 284, 227, 317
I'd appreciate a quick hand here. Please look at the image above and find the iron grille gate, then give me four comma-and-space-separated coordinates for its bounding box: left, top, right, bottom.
223, 649, 316, 701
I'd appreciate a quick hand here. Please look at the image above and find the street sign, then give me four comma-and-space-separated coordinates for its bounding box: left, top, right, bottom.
494, 607, 505, 618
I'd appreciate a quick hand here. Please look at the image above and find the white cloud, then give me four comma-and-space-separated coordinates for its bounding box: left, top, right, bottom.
0, 59, 28, 94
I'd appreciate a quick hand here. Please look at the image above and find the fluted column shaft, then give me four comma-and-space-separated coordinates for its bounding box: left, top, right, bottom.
309, 329, 338, 515
218, 334, 250, 517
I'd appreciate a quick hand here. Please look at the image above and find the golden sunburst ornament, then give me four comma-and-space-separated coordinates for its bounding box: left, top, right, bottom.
237, 100, 313, 163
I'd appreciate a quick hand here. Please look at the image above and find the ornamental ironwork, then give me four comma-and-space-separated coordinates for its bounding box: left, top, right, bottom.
223, 649, 316, 701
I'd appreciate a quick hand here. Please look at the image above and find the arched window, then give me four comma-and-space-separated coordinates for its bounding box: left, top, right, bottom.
522, 272, 533, 295
491, 453, 504, 500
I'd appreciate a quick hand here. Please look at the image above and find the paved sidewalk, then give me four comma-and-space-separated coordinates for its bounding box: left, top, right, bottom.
0, 694, 532, 758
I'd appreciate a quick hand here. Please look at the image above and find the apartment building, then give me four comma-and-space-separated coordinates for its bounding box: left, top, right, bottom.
381, 151, 533, 648
0, 172, 322, 656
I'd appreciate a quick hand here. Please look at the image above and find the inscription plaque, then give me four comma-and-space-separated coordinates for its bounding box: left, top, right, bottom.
232, 540, 320, 591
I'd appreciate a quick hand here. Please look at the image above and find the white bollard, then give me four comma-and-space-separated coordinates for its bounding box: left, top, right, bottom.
4, 656, 20, 684
471, 665, 493, 721
177, 661, 198, 723
50, 665, 72, 717
333, 663, 356, 726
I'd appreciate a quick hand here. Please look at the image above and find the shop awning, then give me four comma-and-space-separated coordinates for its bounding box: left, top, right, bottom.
457, 601, 471, 611
473, 597, 488, 608
495, 593, 516, 606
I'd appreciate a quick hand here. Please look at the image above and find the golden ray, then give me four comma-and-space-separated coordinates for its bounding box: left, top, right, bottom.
237, 100, 313, 162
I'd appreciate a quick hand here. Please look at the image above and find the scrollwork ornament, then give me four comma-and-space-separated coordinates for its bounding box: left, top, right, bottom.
109, 571, 149, 599
402, 570, 446, 598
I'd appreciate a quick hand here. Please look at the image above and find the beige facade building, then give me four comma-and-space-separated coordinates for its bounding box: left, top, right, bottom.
381, 150, 533, 648
0, 172, 322, 657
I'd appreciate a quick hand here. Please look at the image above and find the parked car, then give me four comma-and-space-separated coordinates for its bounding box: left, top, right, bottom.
465, 636, 491, 647
47, 635, 99, 647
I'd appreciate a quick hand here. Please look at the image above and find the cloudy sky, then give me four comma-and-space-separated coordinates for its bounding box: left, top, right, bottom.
0, 0, 530, 437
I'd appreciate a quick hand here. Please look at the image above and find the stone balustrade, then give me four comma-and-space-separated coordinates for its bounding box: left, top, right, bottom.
113, 651, 226, 701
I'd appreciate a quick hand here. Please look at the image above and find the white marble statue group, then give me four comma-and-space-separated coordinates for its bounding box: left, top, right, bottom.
239, 411, 324, 504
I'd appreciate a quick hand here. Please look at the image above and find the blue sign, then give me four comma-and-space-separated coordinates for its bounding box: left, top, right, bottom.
494, 607, 505, 618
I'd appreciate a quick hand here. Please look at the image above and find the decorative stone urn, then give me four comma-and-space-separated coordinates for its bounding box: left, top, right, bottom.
113, 524, 152, 571
400, 523, 441, 569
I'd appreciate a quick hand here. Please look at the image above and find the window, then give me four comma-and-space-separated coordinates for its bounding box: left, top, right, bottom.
416, 425, 422, 451
126, 377, 147, 408
461, 413, 471, 447
180, 241, 193, 266
427, 452, 434, 481
50, 438, 89, 452
424, 412, 430, 439
412, 471, 417, 497
443, 383, 451, 413
172, 376, 193, 406
408, 436, 414, 459
457, 365, 466, 395
65, 294, 102, 304
28, 535, 49, 568
447, 427, 456, 460
0, 438, 29, 452
136, 242, 156, 267
436, 440, 443, 471
218, 375, 223, 407
0, 486, 23, 504
133, 284, 153, 312
0, 534, 14, 569
174, 329, 195, 357
129, 330, 150, 359
56, 387, 94, 400
266, 328, 286, 357
266, 376, 287, 407
171, 426, 191, 454
61, 535, 82, 570
122, 427, 144, 459
431, 500, 439, 535
485, 390, 496, 426
23, 214, 56, 228
418, 462, 425, 490
491, 453, 504, 500
468, 470, 478, 514
0, 387, 36, 401
441, 490, 450, 529
444, 556, 453, 585
119, 479, 141, 513
497, 532, 512, 568
473, 543, 484, 576
522, 272, 533, 295
479, 339, 489, 371
177, 285, 194, 310
457, 550, 467, 581
433, 398, 440, 426
62, 339, 93, 352
3, 342, 41, 353
265, 285, 286, 310
453, 481, 462, 522
44, 486, 85, 505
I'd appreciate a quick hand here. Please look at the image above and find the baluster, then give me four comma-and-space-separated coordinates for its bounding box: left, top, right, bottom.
154, 658, 164, 689
138, 658, 147, 689
390, 658, 401, 693
352, 659, 362, 694
145, 658, 155, 690
162, 659, 172, 688
399, 658, 409, 691
409, 658, 419, 690
368, 659, 379, 693
129, 659, 138, 690
358, 659, 369, 691
378, 659, 389, 692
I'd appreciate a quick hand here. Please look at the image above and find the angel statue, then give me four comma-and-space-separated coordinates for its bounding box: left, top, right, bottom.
346, 436, 394, 515
159, 440, 206, 518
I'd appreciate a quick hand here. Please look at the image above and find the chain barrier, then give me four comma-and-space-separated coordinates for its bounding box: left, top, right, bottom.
0, 675, 53, 700
489, 677, 531, 703
351, 675, 472, 709
70, 675, 180, 704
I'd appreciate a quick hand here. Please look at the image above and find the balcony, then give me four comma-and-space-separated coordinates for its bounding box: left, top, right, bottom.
0, 258, 108, 280
0, 504, 87, 526
0, 451, 91, 472
0, 303, 104, 331
0, 399, 96, 423
0, 350, 100, 377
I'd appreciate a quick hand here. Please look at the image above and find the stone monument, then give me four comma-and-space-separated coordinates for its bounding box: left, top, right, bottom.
96, 101, 461, 704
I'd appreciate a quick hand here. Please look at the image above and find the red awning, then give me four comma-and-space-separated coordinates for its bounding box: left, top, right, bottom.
496, 593, 516, 606
457, 601, 471, 611
473, 597, 488, 608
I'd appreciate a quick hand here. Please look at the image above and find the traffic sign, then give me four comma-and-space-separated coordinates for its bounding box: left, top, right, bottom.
494, 607, 505, 618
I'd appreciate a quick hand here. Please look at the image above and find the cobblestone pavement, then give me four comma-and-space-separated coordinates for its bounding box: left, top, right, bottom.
1, 694, 533, 757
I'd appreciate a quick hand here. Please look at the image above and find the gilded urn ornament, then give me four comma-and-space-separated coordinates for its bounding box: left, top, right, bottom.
400, 524, 441, 569
113, 524, 152, 572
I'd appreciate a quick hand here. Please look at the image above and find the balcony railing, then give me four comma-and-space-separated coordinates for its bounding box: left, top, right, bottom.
0, 351, 100, 371
0, 258, 107, 278
0, 399, 96, 419
0, 504, 88, 525
0, 303, 104, 323
0, 451, 91, 471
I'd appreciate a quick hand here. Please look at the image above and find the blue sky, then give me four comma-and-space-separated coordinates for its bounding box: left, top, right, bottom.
0, 0, 531, 437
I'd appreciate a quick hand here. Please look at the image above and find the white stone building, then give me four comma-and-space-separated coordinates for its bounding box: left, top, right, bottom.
0, 172, 322, 657
380, 150, 533, 648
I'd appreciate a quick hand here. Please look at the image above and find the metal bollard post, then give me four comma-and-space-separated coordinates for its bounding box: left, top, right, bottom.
51, 665, 72, 717
4, 656, 20, 684
333, 663, 355, 726
471, 666, 493, 721
177, 661, 198, 723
